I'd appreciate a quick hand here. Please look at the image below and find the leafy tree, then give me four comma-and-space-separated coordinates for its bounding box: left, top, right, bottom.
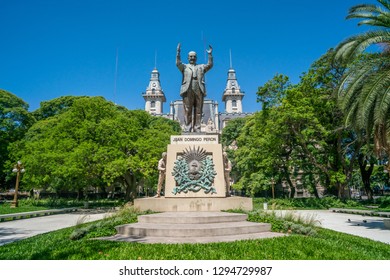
9, 96, 179, 201
221, 117, 248, 147
288, 50, 353, 198
32, 95, 87, 120
231, 50, 362, 199
233, 96, 298, 197
335, 0, 390, 161
0, 90, 35, 189
256, 74, 290, 111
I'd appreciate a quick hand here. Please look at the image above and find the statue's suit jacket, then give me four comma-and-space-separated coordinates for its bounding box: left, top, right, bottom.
176, 53, 213, 97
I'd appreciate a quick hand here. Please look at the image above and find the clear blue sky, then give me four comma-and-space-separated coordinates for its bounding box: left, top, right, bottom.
1, 0, 378, 113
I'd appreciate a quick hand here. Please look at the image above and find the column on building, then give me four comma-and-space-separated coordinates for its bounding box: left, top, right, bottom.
142, 68, 166, 115
214, 101, 219, 132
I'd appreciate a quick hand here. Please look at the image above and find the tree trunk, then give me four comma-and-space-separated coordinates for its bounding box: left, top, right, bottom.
283, 167, 296, 198
280, 151, 295, 198
358, 154, 374, 200
123, 172, 137, 202
310, 173, 320, 198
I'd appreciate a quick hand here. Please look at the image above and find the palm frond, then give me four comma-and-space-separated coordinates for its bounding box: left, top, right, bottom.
339, 56, 379, 101
360, 67, 390, 131
372, 67, 390, 124
344, 98, 360, 127
378, 0, 390, 11
340, 69, 367, 108
347, 2, 390, 28
335, 30, 390, 62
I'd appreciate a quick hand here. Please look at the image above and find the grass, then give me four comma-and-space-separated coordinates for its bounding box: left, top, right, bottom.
0, 204, 49, 214
0, 206, 389, 260
2, 230, 389, 260
252, 196, 390, 212
0, 198, 124, 215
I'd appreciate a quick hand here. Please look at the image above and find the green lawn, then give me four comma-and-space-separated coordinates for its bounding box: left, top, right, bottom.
252, 197, 390, 212
0, 203, 49, 214
0, 198, 124, 215
0, 207, 389, 260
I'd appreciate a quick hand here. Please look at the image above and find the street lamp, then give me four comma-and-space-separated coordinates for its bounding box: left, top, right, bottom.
11, 161, 25, 208
271, 177, 275, 199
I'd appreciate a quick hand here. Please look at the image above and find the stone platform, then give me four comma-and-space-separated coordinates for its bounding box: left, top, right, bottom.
99, 211, 283, 244
133, 196, 253, 212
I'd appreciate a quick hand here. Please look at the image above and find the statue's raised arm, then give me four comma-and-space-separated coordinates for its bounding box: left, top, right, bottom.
206, 45, 212, 54
205, 44, 213, 71
176, 43, 182, 67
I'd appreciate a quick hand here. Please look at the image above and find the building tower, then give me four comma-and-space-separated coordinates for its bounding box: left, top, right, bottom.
222, 67, 244, 113
142, 68, 166, 114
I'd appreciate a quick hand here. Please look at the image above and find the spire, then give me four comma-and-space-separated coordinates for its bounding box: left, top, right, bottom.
229, 49, 233, 69
154, 50, 157, 69
222, 55, 245, 113
142, 67, 166, 114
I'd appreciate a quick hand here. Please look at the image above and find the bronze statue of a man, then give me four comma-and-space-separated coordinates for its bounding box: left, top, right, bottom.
223, 152, 232, 197
154, 152, 167, 198
176, 43, 213, 132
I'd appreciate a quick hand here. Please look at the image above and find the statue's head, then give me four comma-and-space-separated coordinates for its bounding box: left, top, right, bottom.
162, 152, 167, 158
188, 51, 197, 64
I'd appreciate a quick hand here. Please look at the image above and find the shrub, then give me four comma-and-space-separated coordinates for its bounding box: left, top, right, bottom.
377, 196, 390, 209
253, 197, 365, 210
247, 209, 318, 236
69, 206, 144, 240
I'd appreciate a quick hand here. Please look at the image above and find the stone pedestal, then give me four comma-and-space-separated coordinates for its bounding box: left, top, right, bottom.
165, 134, 225, 198
134, 134, 253, 212
134, 196, 253, 212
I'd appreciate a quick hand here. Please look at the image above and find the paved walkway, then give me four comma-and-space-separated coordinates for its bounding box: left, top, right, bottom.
0, 209, 389, 246
0, 210, 112, 246
272, 210, 390, 244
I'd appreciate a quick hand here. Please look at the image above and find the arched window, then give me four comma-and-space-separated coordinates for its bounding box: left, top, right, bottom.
152, 89, 156, 95
151, 101, 156, 108
232, 100, 237, 107
232, 87, 236, 93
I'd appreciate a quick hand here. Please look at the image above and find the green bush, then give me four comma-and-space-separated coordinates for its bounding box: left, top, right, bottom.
246, 209, 317, 236
253, 197, 365, 210
19, 198, 124, 208
377, 196, 390, 209
69, 206, 146, 240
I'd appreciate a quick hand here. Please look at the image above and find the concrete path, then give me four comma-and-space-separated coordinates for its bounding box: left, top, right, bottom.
272, 210, 390, 244
0, 209, 389, 246
0, 210, 112, 246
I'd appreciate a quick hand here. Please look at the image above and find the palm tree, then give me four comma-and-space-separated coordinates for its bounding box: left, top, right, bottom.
335, 0, 390, 161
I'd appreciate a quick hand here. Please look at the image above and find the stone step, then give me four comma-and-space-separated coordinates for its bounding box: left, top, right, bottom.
102, 231, 284, 244
105, 211, 283, 244
137, 211, 248, 224
116, 221, 271, 237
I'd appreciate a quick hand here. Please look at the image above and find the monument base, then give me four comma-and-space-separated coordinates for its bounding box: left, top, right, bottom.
133, 197, 253, 212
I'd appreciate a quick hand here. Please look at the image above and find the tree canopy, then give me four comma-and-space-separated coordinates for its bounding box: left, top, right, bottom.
0, 90, 35, 189
8, 96, 180, 200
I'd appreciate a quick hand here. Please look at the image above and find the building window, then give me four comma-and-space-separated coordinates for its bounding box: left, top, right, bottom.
152, 89, 156, 95
232, 87, 236, 93
151, 101, 156, 108
232, 100, 237, 107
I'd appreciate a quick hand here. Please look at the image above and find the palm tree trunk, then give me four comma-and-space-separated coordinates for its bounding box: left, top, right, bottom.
358, 154, 375, 200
